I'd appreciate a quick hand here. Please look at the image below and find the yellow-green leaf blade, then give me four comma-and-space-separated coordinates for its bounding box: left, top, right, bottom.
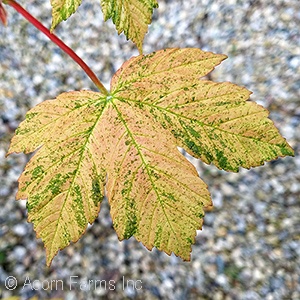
100, 0, 158, 52
154, 81, 294, 171
103, 99, 211, 259
112, 48, 294, 172
8, 47, 294, 264
111, 48, 227, 92
50, 0, 82, 30
8, 91, 107, 266
8, 87, 211, 263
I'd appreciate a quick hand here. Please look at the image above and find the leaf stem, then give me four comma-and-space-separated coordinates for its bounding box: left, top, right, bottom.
5, 0, 108, 95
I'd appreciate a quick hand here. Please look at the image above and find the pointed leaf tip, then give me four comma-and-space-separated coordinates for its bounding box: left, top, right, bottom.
100, 0, 158, 52
50, 0, 82, 30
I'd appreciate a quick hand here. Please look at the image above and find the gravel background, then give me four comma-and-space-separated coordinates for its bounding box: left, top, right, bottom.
0, 0, 299, 299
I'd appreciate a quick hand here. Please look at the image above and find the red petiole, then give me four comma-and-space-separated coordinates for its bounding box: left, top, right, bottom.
3, 0, 108, 95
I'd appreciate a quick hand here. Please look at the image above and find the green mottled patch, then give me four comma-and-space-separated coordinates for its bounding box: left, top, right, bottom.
215, 149, 234, 171
31, 165, 44, 180
15, 127, 31, 135
91, 178, 102, 207
184, 139, 203, 157
25, 112, 38, 121
26, 200, 35, 213
62, 229, 71, 242
74, 101, 82, 109
187, 237, 192, 244
123, 216, 137, 239
163, 113, 172, 124
124, 169, 131, 179
216, 101, 231, 106
160, 121, 167, 129
72, 184, 87, 229
123, 198, 138, 239
47, 173, 71, 196
185, 124, 201, 139
20, 180, 31, 192
171, 129, 184, 139
162, 192, 177, 202
48, 174, 62, 195
136, 101, 144, 109
154, 225, 163, 248
26, 193, 44, 213
121, 187, 127, 196
150, 169, 161, 180
278, 143, 294, 156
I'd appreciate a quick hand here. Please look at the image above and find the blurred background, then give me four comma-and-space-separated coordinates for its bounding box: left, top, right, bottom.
0, 0, 299, 299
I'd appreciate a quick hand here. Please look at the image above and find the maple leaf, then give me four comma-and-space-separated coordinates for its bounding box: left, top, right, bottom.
100, 0, 158, 53
8, 48, 294, 265
113, 49, 294, 171
50, 0, 82, 30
